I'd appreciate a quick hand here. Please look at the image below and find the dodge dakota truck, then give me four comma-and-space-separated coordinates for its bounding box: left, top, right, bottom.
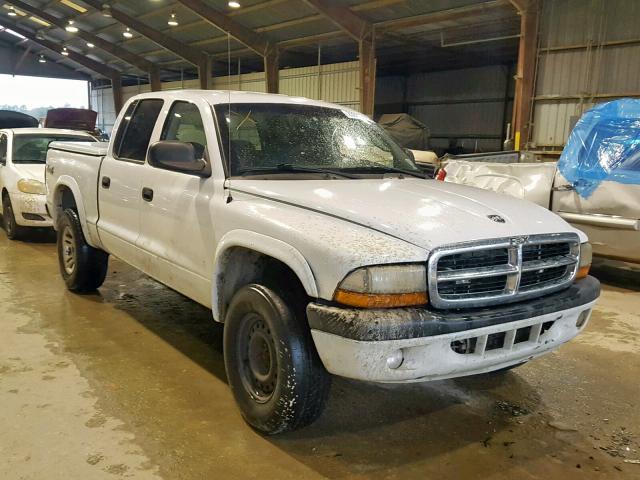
45, 90, 600, 434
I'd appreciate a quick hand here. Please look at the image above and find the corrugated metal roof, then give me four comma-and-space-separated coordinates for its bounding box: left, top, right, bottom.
0, 0, 521, 83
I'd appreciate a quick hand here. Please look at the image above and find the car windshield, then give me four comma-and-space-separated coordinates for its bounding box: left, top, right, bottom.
214, 103, 423, 179
12, 134, 94, 164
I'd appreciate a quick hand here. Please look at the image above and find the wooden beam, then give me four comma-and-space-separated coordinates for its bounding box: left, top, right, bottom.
359, 38, 376, 116
8, 0, 161, 87
509, 0, 529, 13
264, 50, 279, 93
80, 0, 208, 86
302, 0, 376, 116
512, 0, 538, 150
175, 0, 272, 56
302, 0, 372, 41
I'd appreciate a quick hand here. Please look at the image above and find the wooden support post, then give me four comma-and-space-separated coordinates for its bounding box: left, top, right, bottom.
149, 66, 162, 92
198, 55, 211, 89
359, 36, 376, 117
265, 49, 279, 93
512, 0, 538, 150
111, 73, 123, 115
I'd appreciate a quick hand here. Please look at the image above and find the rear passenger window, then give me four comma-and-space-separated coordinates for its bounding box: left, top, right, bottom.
0, 134, 7, 164
115, 99, 163, 162
161, 101, 207, 159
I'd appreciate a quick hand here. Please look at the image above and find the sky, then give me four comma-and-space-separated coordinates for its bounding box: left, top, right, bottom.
0, 74, 88, 109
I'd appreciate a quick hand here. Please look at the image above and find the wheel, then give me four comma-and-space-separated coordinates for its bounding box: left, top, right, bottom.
57, 208, 109, 292
224, 284, 331, 434
2, 194, 27, 240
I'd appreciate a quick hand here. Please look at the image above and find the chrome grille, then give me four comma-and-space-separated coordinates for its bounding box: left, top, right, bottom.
428, 233, 580, 308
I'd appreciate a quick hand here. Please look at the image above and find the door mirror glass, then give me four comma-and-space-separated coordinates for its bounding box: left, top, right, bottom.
148, 141, 207, 175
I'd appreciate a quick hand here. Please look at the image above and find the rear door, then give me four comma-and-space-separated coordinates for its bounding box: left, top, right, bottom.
552, 173, 640, 263
97, 98, 164, 266
135, 99, 220, 307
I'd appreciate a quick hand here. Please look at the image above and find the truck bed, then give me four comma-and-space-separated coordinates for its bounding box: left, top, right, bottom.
48, 141, 108, 157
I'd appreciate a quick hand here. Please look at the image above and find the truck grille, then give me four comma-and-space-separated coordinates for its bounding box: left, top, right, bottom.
428, 233, 580, 308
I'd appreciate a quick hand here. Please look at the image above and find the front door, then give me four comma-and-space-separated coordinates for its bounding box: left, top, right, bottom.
136, 100, 220, 307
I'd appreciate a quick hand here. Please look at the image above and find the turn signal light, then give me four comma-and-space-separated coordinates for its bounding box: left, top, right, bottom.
333, 290, 428, 309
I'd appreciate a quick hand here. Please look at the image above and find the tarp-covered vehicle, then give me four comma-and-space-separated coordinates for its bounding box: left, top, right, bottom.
443, 99, 640, 264
378, 114, 437, 175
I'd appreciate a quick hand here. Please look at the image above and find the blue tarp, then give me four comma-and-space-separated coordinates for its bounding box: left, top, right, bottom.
557, 99, 640, 198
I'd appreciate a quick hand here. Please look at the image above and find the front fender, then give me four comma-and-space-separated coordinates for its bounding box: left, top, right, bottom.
211, 230, 318, 322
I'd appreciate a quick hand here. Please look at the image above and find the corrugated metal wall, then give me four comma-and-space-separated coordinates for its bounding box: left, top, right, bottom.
91, 61, 360, 134
377, 65, 514, 153
532, 0, 640, 150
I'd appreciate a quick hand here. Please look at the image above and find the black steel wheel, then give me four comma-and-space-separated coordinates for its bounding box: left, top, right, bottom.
224, 284, 331, 434
57, 208, 109, 292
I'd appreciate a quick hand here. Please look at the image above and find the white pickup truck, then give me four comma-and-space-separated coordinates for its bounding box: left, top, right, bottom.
46, 90, 600, 434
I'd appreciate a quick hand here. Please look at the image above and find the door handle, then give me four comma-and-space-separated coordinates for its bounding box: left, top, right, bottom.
142, 187, 154, 202
101, 176, 111, 189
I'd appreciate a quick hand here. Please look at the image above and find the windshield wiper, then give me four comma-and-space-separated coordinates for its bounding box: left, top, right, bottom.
237, 163, 357, 179
344, 160, 426, 179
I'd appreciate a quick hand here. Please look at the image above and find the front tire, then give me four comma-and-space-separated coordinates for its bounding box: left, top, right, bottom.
224, 284, 331, 434
2, 195, 27, 240
57, 208, 109, 292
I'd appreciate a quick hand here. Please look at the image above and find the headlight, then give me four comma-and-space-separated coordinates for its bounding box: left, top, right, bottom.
17, 178, 46, 195
333, 264, 428, 308
576, 242, 592, 280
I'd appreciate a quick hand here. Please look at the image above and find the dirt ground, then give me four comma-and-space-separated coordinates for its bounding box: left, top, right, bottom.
0, 232, 639, 480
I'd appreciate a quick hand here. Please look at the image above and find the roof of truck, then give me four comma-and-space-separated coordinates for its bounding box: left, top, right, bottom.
130, 90, 357, 112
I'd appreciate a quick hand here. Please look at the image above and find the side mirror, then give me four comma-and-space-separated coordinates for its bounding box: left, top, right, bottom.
148, 141, 208, 176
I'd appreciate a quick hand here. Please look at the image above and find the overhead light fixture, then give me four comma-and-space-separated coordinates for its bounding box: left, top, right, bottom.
29, 16, 50, 26
61, 47, 69, 56
228, 1, 241, 8
65, 20, 78, 32
8, 6, 17, 16
122, 27, 132, 38
60, 0, 88, 13
38, 54, 46, 63
167, 12, 178, 26
86, 42, 94, 48
101, 3, 112, 17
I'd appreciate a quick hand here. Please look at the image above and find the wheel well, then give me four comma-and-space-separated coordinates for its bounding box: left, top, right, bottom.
216, 247, 309, 322
58, 186, 77, 212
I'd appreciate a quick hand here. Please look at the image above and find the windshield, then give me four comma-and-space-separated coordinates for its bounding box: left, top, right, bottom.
214, 103, 422, 178
12, 134, 94, 164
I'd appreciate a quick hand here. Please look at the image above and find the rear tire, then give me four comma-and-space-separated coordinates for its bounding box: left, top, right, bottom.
57, 208, 108, 292
224, 284, 331, 434
2, 195, 27, 240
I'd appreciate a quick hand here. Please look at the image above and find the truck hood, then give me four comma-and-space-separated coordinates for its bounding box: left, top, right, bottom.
233, 178, 585, 251
13, 163, 45, 183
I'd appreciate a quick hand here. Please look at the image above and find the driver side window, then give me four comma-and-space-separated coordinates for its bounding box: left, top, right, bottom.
161, 101, 207, 159
0, 134, 7, 165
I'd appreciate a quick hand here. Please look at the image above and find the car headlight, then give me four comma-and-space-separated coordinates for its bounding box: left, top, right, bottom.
333, 264, 428, 308
17, 178, 46, 195
576, 242, 592, 280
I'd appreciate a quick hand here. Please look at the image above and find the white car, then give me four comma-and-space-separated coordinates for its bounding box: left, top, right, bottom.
45, 90, 600, 434
0, 128, 95, 239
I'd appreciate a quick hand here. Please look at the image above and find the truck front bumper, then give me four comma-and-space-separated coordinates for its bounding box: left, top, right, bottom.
307, 276, 600, 383
13, 192, 52, 227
